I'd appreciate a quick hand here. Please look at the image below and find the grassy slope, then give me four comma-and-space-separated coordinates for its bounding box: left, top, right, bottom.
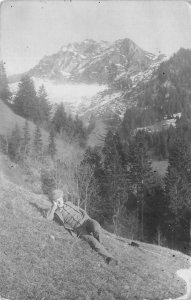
0, 100, 27, 136
0, 155, 189, 300
0, 99, 53, 146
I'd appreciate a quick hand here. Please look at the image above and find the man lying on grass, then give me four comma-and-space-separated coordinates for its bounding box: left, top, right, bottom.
47, 188, 118, 265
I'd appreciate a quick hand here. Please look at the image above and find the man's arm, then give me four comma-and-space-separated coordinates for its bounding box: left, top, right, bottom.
47, 202, 58, 221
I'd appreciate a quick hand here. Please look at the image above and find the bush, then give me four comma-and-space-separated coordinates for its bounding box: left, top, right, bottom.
41, 167, 56, 196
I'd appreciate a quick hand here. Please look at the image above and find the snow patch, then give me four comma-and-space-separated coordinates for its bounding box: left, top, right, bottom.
164, 258, 191, 300
173, 112, 182, 118
136, 117, 177, 134
145, 52, 157, 60
80, 91, 124, 118
61, 71, 71, 78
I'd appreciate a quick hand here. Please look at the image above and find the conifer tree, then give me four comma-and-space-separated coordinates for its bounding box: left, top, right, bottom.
37, 85, 51, 126
14, 75, 39, 122
0, 61, 11, 101
165, 135, 191, 250
74, 115, 87, 147
52, 103, 67, 134
66, 115, 75, 139
103, 131, 128, 234
159, 131, 168, 159
48, 128, 57, 159
33, 124, 43, 159
8, 125, 22, 162
144, 174, 167, 245
21, 120, 31, 157
52, 104, 87, 146
127, 131, 153, 240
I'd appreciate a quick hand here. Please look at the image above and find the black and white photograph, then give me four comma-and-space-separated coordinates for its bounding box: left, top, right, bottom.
1, 1, 191, 299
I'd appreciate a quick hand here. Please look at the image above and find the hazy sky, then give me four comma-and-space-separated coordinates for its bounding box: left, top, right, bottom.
1, 1, 191, 75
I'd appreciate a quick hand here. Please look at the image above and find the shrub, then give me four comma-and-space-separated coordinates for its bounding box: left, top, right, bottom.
41, 167, 56, 196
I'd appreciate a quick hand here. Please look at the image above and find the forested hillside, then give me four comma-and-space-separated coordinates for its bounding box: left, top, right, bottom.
121, 49, 191, 132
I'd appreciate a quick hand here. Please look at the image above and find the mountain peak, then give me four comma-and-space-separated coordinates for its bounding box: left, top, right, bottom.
29, 38, 165, 84
115, 37, 136, 46
83, 38, 96, 44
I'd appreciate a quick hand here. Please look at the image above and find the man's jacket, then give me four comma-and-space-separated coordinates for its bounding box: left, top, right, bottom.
54, 201, 88, 230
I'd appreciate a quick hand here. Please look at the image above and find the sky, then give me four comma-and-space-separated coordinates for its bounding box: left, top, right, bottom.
1, 0, 191, 75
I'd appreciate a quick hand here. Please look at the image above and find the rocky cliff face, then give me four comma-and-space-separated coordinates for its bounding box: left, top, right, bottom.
29, 38, 164, 86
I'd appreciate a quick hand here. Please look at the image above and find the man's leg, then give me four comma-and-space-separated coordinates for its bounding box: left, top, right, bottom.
81, 219, 102, 243
80, 234, 117, 264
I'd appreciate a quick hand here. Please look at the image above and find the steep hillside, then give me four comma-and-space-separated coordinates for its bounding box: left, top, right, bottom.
0, 154, 189, 300
0, 100, 28, 135
0, 99, 82, 162
122, 49, 191, 133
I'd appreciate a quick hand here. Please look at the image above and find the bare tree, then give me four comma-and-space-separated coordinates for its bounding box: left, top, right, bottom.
76, 164, 98, 213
